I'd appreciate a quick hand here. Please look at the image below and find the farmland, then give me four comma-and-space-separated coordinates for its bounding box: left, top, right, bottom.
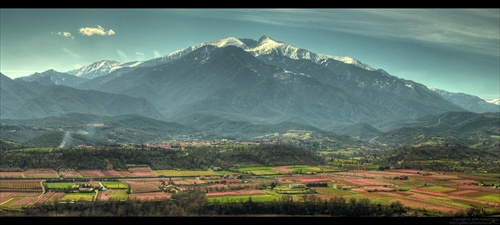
1, 166, 498, 216
0, 141, 499, 217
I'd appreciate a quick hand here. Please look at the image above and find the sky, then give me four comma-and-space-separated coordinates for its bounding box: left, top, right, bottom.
1, 8, 499, 100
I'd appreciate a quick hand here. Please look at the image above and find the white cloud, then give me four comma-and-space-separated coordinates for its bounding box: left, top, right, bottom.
52, 31, 74, 39
116, 49, 129, 61
62, 48, 80, 58
135, 52, 144, 56
79, 25, 115, 36
190, 9, 499, 58
153, 50, 162, 58
60, 32, 73, 38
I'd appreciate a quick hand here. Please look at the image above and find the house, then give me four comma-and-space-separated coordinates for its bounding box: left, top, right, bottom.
211, 166, 222, 171
78, 183, 95, 192
289, 183, 306, 189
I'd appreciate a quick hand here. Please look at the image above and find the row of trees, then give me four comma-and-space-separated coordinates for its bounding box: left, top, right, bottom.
12, 189, 487, 217
15, 189, 412, 217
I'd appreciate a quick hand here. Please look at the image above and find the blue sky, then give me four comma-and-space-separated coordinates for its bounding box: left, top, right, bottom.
1, 8, 499, 100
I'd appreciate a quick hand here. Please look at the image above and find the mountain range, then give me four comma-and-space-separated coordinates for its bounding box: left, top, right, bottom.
429, 88, 499, 114
2, 35, 499, 144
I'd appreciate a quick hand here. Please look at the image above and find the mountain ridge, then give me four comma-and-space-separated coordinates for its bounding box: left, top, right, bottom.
4, 35, 494, 142
429, 87, 500, 113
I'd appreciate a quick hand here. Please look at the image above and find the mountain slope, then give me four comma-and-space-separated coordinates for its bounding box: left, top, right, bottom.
3, 35, 486, 140
2, 85, 163, 120
66, 60, 143, 79
1, 113, 195, 147
16, 69, 89, 87
244, 36, 466, 120
331, 122, 382, 140
430, 88, 500, 113
0, 73, 39, 117
136, 35, 466, 123
94, 45, 391, 128
175, 112, 322, 140
370, 111, 500, 147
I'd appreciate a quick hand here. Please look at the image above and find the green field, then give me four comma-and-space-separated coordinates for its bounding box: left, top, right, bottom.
396, 182, 426, 190
475, 194, 500, 202
109, 189, 129, 200
208, 194, 279, 203
276, 189, 312, 194
421, 185, 456, 192
153, 170, 218, 177
237, 165, 323, 175
282, 165, 322, 172
320, 150, 359, 156
237, 166, 273, 172
44, 182, 76, 189
59, 192, 95, 201
282, 130, 312, 139
101, 181, 127, 189
237, 166, 280, 175
315, 187, 358, 197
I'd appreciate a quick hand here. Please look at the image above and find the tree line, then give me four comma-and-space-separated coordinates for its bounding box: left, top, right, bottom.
9, 189, 486, 217
13, 189, 412, 217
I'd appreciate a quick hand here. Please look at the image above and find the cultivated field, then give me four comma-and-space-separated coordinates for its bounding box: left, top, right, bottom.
1, 167, 498, 215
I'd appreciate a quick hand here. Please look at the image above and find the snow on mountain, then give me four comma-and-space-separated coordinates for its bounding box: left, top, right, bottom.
66, 60, 143, 79
250, 35, 375, 71
141, 35, 375, 72
70, 35, 375, 80
210, 37, 248, 48
486, 98, 500, 105
120, 61, 144, 68
329, 56, 375, 71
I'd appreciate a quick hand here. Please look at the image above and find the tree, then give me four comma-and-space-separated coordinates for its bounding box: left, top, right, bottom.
465, 205, 486, 217
270, 181, 277, 189
171, 188, 207, 215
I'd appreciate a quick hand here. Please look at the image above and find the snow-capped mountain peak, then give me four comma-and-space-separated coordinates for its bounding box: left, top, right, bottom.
66, 60, 143, 79
253, 35, 285, 53
249, 35, 375, 71
209, 37, 247, 48
146, 35, 376, 72
17, 69, 89, 87
71, 35, 377, 80
67, 60, 120, 78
